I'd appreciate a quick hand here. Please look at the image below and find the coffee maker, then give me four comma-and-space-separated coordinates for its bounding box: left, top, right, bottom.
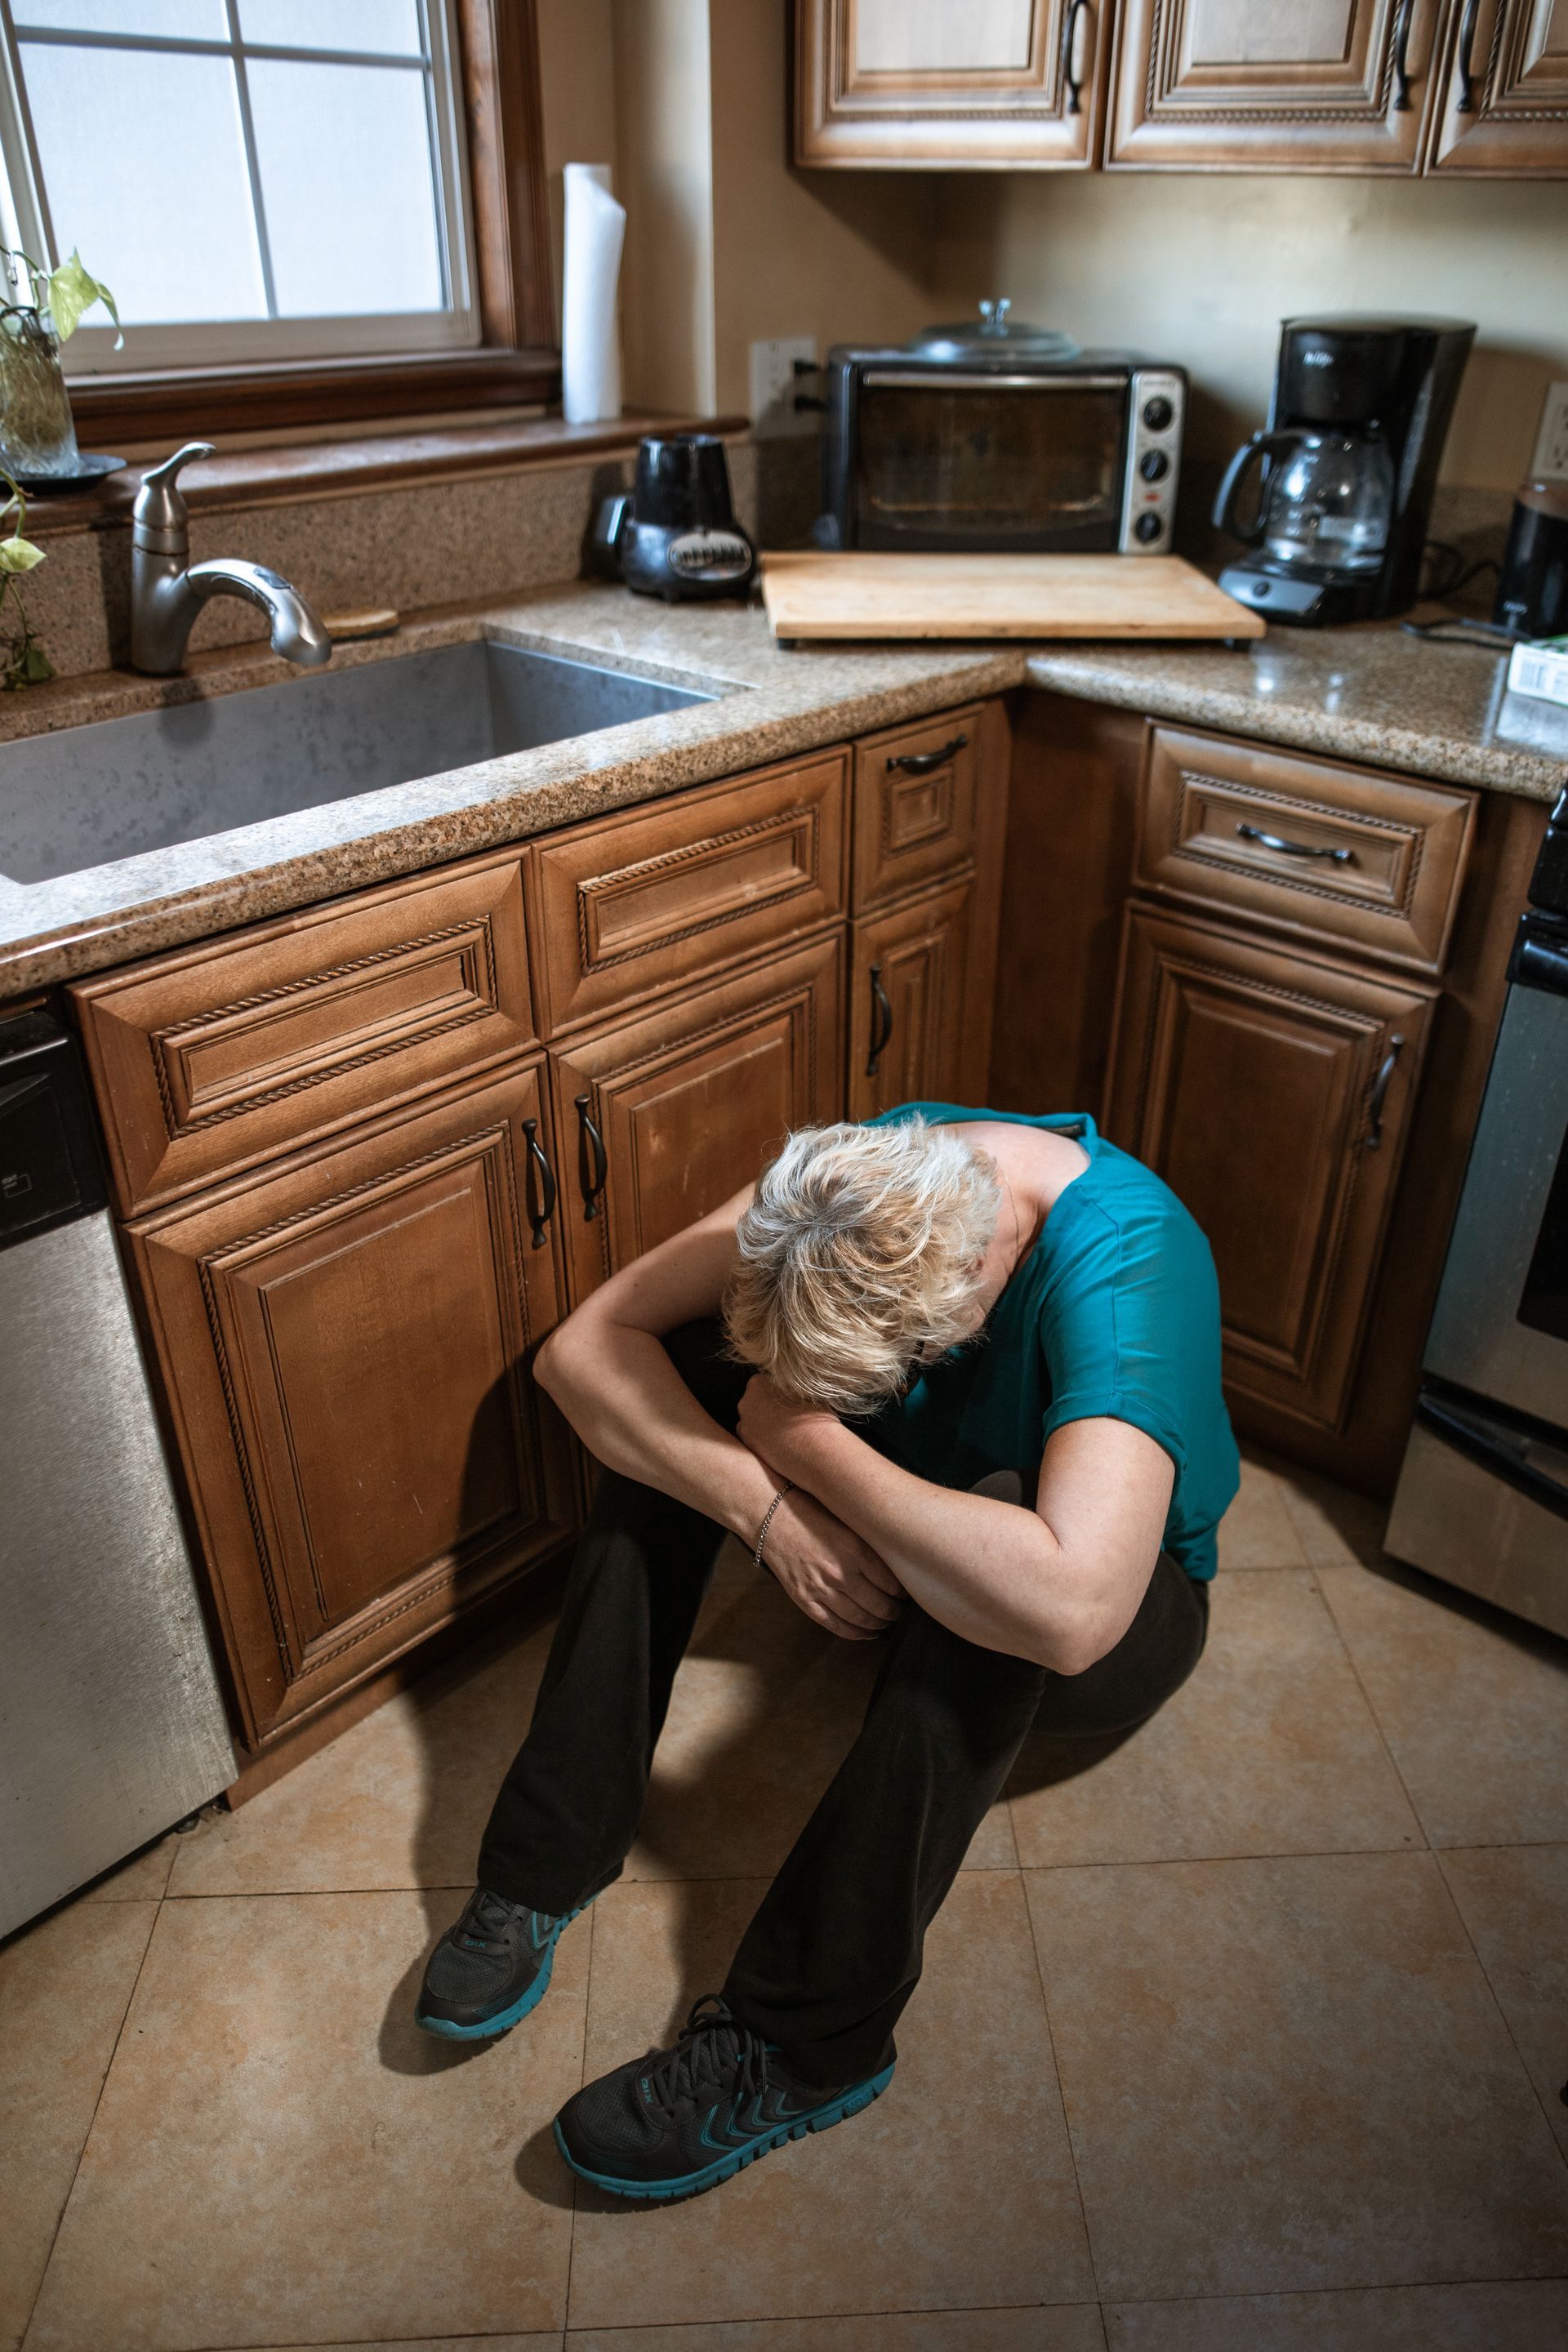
1214, 315, 1475, 626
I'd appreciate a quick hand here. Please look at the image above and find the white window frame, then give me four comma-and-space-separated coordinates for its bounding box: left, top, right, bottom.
0, 0, 480, 374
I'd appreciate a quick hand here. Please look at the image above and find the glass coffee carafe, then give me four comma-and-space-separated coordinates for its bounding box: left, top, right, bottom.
1214, 426, 1395, 577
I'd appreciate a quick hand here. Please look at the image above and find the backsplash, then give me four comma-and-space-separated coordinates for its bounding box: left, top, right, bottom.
19, 439, 761, 682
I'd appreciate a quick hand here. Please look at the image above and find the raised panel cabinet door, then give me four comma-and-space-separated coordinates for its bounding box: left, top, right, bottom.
1107, 0, 1445, 168
847, 878, 977, 1122
1103, 906, 1436, 1432
551, 932, 845, 1303
1428, 0, 1568, 172
125, 1059, 575, 1751
794, 0, 1105, 166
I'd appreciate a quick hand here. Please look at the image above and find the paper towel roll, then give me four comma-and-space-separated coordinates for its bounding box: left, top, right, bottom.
562, 163, 626, 426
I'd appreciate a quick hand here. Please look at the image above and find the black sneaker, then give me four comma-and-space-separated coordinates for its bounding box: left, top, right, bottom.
416, 1883, 604, 2041
553, 1993, 894, 2202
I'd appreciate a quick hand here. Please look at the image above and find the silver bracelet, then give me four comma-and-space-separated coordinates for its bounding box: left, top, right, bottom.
753, 1481, 795, 1572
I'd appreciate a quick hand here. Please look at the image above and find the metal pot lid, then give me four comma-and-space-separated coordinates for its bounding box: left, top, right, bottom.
908, 299, 1079, 361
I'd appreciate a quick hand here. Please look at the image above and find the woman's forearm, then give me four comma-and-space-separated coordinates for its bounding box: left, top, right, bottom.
537, 1315, 778, 1546
785, 1422, 1090, 1668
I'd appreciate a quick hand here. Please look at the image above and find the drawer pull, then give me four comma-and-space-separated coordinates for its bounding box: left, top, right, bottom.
866, 964, 895, 1077
1236, 820, 1355, 866
520, 1117, 557, 1250
1392, 0, 1416, 110
1364, 1034, 1405, 1151
1063, 0, 1091, 115
574, 1092, 608, 1222
888, 733, 967, 777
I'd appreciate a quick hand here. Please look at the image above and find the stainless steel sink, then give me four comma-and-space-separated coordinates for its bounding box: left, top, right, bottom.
0, 639, 715, 885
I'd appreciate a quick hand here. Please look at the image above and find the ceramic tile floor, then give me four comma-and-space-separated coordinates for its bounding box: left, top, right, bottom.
5, 1450, 1568, 2352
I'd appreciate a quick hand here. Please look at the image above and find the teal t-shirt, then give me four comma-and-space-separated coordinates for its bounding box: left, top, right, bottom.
862, 1102, 1239, 1580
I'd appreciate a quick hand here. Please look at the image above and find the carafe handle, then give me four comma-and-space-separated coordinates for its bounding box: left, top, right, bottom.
1212, 430, 1304, 549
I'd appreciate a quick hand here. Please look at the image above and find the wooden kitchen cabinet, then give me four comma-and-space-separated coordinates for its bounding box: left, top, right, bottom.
847, 878, 978, 1120
1107, 0, 1446, 170
1103, 903, 1436, 1432
793, 0, 1107, 167
1427, 0, 1568, 173
550, 931, 846, 1305
126, 1057, 576, 1753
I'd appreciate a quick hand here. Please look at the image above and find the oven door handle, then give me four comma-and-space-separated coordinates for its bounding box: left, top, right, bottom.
1417, 1393, 1568, 1526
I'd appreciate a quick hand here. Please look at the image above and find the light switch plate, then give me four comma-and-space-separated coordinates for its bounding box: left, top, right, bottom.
749, 336, 818, 440
1530, 381, 1568, 481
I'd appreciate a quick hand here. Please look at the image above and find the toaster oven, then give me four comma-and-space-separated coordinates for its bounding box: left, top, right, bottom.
818, 314, 1186, 557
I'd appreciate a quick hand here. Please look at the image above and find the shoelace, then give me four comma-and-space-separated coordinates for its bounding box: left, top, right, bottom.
641, 1994, 772, 2127
457, 1886, 532, 1949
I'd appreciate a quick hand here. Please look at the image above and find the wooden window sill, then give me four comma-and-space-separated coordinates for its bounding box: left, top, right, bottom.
24, 409, 751, 535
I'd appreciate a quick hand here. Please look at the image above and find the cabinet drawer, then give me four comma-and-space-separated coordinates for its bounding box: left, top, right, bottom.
1136, 728, 1477, 973
531, 751, 848, 1034
852, 706, 980, 911
72, 849, 536, 1217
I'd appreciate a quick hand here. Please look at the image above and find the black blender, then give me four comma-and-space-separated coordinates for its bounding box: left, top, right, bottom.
1214, 315, 1474, 626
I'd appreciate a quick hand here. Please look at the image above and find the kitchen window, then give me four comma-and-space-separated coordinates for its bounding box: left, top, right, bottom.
0, 0, 557, 437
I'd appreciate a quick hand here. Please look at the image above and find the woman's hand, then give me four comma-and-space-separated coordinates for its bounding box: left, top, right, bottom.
759, 1485, 906, 1642
737, 1372, 841, 1483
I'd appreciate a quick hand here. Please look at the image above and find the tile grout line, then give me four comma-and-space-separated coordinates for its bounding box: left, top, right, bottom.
1306, 1557, 1434, 1855
1429, 1845, 1568, 2182
561, 1889, 598, 2338
1016, 1861, 1106, 2310
19, 1889, 166, 2352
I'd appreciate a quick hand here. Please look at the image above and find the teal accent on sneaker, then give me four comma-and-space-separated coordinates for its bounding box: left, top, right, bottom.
415, 1888, 601, 2042
553, 2060, 895, 2202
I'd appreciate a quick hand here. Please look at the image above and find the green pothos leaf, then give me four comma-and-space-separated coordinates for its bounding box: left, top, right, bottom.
47, 250, 121, 345
0, 532, 45, 573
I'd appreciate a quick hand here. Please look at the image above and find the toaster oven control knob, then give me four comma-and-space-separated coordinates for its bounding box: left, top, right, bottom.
1141, 395, 1174, 432
1138, 449, 1170, 482
1134, 511, 1165, 544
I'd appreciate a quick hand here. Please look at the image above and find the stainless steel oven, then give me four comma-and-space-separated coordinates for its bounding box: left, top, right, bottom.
817, 303, 1185, 557
1387, 789, 1568, 1635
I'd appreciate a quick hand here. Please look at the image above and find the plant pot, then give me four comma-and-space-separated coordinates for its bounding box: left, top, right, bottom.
0, 308, 81, 476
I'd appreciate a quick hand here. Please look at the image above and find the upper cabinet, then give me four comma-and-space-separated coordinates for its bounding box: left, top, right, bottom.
791, 0, 1568, 172
1427, 0, 1568, 172
793, 0, 1107, 167
1106, 0, 1444, 171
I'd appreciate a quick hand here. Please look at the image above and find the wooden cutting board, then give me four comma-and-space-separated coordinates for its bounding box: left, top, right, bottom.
760, 552, 1266, 642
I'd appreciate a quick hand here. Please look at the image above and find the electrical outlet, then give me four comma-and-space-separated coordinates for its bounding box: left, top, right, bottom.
749, 336, 819, 440
1530, 381, 1568, 481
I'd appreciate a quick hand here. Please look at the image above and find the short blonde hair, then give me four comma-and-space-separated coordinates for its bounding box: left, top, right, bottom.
724, 1116, 1001, 1414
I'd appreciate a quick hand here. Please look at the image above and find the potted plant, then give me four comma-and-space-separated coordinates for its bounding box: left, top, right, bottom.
0, 474, 51, 686
0, 247, 118, 479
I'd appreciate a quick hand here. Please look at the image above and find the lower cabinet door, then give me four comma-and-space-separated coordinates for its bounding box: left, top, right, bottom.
847, 875, 975, 1122
551, 930, 845, 1303
1103, 905, 1436, 1432
127, 1057, 577, 1751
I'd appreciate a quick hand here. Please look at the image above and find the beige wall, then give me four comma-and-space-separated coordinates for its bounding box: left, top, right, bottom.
931, 175, 1568, 491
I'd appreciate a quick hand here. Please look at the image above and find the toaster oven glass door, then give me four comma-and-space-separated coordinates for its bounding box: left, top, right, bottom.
854, 373, 1128, 553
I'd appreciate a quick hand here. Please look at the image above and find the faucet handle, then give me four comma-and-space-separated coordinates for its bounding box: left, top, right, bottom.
133, 440, 216, 548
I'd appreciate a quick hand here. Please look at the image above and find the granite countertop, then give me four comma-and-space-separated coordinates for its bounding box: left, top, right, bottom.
1, 581, 1563, 996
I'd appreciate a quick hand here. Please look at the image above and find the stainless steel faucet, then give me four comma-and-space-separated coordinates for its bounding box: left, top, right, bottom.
129, 442, 332, 676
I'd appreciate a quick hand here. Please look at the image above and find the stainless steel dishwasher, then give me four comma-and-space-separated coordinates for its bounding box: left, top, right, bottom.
1, 1009, 234, 1937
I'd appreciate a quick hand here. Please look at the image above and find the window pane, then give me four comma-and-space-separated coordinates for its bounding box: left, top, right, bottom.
20, 42, 265, 321
16, 3, 228, 34
237, 1, 424, 56
246, 58, 441, 315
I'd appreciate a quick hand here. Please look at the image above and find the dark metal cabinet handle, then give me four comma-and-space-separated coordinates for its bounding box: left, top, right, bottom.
1062, 0, 1092, 117
573, 1092, 608, 1222
887, 733, 967, 777
519, 1117, 557, 1250
866, 965, 894, 1078
1364, 1034, 1405, 1151
1392, 0, 1416, 111
1455, 0, 1482, 112
1236, 820, 1355, 866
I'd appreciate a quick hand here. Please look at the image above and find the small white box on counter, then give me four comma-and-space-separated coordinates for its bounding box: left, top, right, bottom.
1507, 637, 1568, 710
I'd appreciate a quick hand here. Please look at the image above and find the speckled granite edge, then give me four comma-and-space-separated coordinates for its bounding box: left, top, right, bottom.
3, 583, 1563, 998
